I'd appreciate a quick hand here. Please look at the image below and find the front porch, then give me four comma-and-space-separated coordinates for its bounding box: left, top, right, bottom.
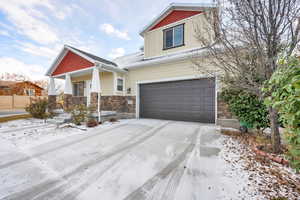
46, 45, 135, 121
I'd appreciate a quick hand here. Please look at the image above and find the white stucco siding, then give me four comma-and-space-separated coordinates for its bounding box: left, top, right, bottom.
126, 58, 216, 96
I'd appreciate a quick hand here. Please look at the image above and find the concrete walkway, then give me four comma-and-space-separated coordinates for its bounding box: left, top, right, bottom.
0, 119, 222, 200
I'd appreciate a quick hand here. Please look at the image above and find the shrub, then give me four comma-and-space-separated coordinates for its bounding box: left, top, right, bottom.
25, 99, 48, 119
220, 89, 269, 130
70, 104, 88, 125
263, 56, 300, 172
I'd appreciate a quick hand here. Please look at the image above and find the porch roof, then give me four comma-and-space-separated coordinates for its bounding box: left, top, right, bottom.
46, 45, 126, 78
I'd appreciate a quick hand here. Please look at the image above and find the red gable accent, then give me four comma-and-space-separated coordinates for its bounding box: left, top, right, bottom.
52, 51, 94, 76
150, 10, 202, 31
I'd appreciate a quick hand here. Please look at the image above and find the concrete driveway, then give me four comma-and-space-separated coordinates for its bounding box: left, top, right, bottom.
0, 119, 223, 200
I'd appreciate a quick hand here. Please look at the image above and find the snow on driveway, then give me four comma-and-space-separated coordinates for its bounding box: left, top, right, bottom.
0, 118, 261, 200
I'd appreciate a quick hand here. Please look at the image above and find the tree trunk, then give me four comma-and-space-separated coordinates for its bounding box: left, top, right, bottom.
269, 106, 281, 153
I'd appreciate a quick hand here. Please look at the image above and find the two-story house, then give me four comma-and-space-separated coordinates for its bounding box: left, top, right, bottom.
46, 3, 221, 123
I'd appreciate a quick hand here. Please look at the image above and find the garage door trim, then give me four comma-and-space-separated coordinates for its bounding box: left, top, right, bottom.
136, 75, 218, 124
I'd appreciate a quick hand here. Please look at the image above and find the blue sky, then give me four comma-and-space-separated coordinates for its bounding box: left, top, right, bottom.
0, 0, 206, 80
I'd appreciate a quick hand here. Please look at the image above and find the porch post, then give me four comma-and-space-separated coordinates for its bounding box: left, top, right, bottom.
90, 67, 101, 122
63, 73, 73, 111
48, 77, 56, 111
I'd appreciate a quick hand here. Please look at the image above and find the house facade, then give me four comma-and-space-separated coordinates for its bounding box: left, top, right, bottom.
46, 3, 227, 123
0, 81, 44, 96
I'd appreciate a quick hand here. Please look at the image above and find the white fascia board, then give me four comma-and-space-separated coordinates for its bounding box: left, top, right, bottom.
121, 48, 209, 69
139, 3, 217, 36
96, 62, 127, 73
52, 67, 94, 79
46, 47, 68, 76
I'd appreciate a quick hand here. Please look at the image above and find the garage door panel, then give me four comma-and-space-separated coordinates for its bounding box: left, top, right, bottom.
140, 78, 215, 123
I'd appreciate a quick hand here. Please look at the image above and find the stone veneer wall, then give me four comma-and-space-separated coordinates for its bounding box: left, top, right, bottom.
72, 96, 87, 106
48, 95, 56, 111
217, 100, 234, 119
101, 96, 136, 113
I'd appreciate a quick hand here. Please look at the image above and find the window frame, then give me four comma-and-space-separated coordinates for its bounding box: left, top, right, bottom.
73, 81, 85, 97
163, 23, 185, 50
116, 77, 124, 92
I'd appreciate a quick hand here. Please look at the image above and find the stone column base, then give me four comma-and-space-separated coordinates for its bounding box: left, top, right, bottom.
48, 95, 56, 111
90, 92, 98, 111
63, 94, 73, 111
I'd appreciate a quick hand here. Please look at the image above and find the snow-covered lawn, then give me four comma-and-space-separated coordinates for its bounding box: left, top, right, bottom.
0, 118, 299, 200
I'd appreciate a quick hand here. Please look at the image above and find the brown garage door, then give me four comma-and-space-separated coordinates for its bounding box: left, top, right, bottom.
139, 78, 215, 123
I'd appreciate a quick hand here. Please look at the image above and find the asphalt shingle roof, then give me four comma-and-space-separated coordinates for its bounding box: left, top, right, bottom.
66, 45, 118, 67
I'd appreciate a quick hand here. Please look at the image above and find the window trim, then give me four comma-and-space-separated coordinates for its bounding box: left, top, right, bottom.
73, 81, 85, 97
163, 23, 185, 50
116, 77, 124, 92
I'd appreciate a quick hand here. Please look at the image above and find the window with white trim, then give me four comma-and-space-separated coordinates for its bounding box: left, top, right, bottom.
117, 78, 124, 92
73, 81, 85, 96
163, 24, 184, 49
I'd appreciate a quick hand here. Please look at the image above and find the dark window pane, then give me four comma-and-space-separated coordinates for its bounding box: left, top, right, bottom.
164, 29, 173, 48
174, 25, 183, 46
117, 79, 123, 91
73, 83, 78, 96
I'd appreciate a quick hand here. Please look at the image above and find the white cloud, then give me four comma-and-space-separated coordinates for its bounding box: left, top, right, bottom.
100, 23, 130, 40
0, 57, 46, 80
0, 30, 10, 37
108, 48, 125, 59
0, 0, 60, 44
18, 42, 60, 59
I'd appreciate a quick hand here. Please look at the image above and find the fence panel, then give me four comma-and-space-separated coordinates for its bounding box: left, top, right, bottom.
0, 96, 13, 109
0, 96, 48, 110
13, 95, 31, 109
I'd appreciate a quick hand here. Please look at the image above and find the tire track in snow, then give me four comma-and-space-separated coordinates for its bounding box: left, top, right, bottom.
0, 124, 54, 134
0, 123, 129, 169
1, 121, 171, 200
124, 126, 200, 200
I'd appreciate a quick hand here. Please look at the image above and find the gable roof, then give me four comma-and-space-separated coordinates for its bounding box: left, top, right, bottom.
139, 2, 217, 36
66, 46, 117, 67
46, 45, 118, 76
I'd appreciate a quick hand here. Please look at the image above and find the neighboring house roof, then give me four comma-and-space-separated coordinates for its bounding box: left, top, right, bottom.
114, 46, 209, 69
0, 80, 44, 90
139, 2, 217, 36
46, 45, 123, 77
0, 80, 16, 87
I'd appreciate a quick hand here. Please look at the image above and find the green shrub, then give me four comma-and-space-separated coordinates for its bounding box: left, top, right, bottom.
263, 56, 300, 172
220, 89, 269, 130
25, 99, 48, 119
70, 104, 88, 125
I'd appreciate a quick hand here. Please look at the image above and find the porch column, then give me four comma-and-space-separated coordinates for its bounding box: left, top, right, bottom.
63, 73, 73, 111
48, 77, 56, 111
90, 67, 101, 121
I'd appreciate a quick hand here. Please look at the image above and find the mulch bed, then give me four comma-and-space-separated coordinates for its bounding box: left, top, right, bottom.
221, 128, 300, 199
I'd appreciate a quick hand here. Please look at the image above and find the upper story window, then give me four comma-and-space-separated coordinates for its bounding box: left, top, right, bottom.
163, 24, 184, 50
117, 78, 124, 92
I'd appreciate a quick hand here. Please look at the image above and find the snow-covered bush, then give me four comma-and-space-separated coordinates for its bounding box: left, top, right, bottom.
70, 104, 87, 125
25, 98, 48, 119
